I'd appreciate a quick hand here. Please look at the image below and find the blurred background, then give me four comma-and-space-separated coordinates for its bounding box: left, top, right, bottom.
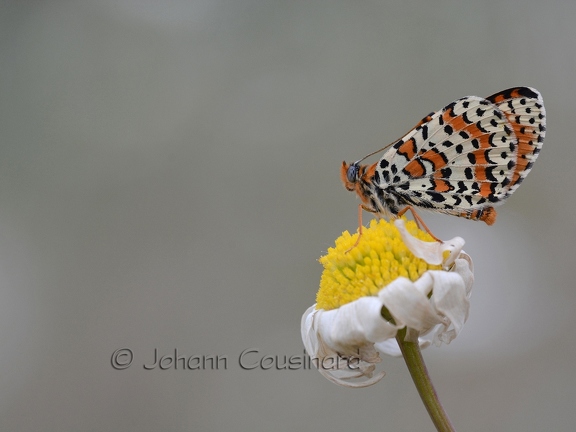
1, 1, 575, 431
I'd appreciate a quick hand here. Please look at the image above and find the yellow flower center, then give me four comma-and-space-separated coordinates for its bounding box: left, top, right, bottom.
316, 219, 441, 310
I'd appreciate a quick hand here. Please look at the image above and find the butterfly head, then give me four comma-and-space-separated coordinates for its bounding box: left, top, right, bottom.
341, 160, 390, 215
341, 161, 361, 191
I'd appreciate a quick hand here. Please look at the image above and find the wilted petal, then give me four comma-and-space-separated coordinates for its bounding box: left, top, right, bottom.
375, 334, 433, 357
320, 297, 399, 354
301, 302, 389, 387
427, 255, 474, 344
395, 219, 465, 267
379, 277, 442, 332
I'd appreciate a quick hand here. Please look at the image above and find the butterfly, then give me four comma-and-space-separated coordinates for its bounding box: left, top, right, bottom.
341, 87, 546, 229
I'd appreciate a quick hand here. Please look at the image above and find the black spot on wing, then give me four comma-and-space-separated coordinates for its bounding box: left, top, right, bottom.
476, 121, 488, 133
444, 102, 457, 117
440, 167, 452, 178
489, 133, 496, 147
427, 192, 446, 203
485, 166, 497, 182
484, 149, 496, 164
397, 182, 410, 191
456, 181, 467, 193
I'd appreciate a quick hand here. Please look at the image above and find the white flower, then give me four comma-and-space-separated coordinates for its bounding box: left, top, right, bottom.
301, 219, 473, 387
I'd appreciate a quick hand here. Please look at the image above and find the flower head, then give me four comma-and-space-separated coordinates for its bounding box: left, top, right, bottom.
301, 218, 473, 387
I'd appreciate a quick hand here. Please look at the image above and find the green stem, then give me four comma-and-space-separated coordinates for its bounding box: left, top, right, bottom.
396, 328, 456, 432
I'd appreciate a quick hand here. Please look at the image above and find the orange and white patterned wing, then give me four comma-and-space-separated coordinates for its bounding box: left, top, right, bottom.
362, 87, 545, 223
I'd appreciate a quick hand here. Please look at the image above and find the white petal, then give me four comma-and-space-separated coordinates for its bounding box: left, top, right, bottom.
317, 297, 400, 355
301, 303, 387, 388
301, 305, 321, 357
376, 335, 433, 356
379, 277, 442, 332
374, 339, 402, 356
453, 254, 474, 296
394, 219, 465, 267
424, 272, 468, 340
428, 256, 474, 345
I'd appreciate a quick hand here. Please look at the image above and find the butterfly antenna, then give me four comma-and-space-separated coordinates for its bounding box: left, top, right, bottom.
355, 140, 398, 164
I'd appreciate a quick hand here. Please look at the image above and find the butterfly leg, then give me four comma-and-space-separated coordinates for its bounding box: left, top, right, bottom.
345, 204, 374, 253
397, 206, 441, 242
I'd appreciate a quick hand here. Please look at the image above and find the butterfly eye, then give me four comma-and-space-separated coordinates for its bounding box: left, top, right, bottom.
347, 164, 359, 183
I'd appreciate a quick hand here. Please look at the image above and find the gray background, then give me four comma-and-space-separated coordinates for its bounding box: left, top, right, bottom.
1, 1, 575, 431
